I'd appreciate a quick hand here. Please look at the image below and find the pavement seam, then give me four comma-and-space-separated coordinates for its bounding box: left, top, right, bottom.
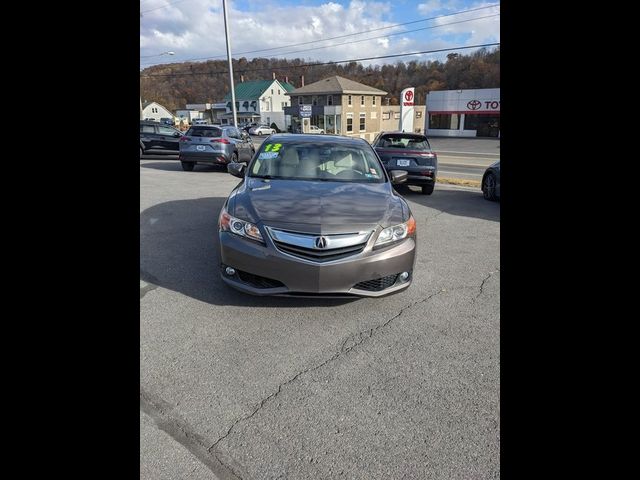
209, 287, 449, 453
140, 388, 245, 480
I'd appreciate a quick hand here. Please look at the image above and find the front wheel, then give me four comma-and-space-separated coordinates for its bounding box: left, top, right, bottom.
422, 184, 434, 195
181, 161, 195, 171
482, 173, 498, 201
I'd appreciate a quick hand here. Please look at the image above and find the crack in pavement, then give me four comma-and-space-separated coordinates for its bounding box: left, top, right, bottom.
209, 287, 449, 453
473, 267, 500, 302
140, 388, 244, 480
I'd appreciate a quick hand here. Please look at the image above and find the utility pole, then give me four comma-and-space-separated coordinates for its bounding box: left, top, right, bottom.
222, 0, 238, 128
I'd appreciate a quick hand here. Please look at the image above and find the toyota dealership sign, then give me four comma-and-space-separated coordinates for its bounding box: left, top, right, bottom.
427, 88, 500, 114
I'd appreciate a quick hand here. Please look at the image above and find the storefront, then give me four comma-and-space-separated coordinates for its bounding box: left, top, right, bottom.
425, 88, 500, 138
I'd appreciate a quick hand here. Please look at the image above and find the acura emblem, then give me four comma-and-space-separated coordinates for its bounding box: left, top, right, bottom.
315, 236, 328, 249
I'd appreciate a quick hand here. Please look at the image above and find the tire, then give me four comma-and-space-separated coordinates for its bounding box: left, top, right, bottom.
482, 172, 498, 201
231, 152, 238, 163
271, 130, 276, 135
181, 161, 195, 171
422, 184, 435, 195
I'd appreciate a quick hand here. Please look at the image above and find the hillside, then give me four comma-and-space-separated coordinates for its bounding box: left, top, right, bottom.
140, 48, 499, 112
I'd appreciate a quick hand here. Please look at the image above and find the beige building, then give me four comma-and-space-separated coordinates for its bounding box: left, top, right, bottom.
379, 105, 427, 134
284, 76, 388, 142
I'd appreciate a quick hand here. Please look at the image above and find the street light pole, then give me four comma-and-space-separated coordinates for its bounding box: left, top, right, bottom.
140, 51, 175, 120
222, 0, 238, 128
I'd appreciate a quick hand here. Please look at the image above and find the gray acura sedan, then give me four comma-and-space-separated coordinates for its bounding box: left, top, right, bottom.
218, 134, 417, 297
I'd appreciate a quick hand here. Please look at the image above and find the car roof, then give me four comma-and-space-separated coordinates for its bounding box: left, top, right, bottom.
268, 133, 370, 146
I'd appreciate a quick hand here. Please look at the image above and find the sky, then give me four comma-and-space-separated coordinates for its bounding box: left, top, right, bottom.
140, 0, 499, 69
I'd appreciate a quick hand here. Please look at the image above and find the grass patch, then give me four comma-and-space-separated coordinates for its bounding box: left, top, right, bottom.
437, 177, 481, 188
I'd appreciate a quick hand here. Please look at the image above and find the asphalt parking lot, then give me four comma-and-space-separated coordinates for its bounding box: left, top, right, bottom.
140, 159, 500, 479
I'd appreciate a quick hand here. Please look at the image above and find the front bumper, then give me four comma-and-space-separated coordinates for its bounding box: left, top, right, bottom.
219, 230, 416, 297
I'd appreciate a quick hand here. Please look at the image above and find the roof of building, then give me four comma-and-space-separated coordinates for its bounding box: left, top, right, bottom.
223, 80, 296, 101
286, 76, 387, 96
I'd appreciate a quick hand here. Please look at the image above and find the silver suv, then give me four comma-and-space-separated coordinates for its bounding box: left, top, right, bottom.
178, 125, 255, 171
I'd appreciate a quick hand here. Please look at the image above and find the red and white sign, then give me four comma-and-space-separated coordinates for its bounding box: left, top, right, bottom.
400, 87, 415, 132
403, 90, 414, 106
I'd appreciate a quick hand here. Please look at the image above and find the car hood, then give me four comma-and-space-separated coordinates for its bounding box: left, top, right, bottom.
229, 178, 407, 233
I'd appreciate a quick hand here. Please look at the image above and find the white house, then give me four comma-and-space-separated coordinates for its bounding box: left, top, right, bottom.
142, 101, 174, 121
222, 78, 295, 129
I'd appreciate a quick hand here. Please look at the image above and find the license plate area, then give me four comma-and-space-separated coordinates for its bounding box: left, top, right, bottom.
196, 145, 206, 151
395, 158, 411, 167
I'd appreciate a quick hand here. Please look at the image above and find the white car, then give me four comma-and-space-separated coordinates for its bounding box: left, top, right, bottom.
308, 125, 325, 134
249, 125, 276, 135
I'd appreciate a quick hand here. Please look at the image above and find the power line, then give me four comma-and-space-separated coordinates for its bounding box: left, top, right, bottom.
140, 42, 500, 78
141, 0, 191, 15
250, 14, 500, 60
141, 3, 500, 65
141, 12, 499, 66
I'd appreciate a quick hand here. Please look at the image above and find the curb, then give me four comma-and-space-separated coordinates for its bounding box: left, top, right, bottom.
436, 177, 481, 188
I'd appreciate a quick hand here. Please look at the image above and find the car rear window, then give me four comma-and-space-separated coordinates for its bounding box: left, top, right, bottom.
378, 134, 431, 151
186, 127, 222, 137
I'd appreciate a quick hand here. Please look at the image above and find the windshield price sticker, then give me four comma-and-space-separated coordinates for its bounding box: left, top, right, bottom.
258, 151, 279, 160
263, 143, 282, 152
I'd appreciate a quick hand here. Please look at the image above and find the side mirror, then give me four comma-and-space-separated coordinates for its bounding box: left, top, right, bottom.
228, 162, 246, 178
389, 170, 408, 185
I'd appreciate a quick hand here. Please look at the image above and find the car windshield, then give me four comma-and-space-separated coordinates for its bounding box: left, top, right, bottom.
378, 134, 431, 151
186, 126, 222, 137
249, 141, 386, 183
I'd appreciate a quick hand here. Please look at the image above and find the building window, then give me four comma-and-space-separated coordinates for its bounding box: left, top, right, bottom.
370, 111, 377, 119
394, 112, 400, 120
416, 111, 422, 118
429, 113, 460, 130
372, 96, 376, 106
382, 112, 390, 120
346, 113, 353, 132
297, 97, 302, 105
271, 89, 274, 94
359, 112, 366, 131
360, 96, 365, 107
278, 89, 280, 95
327, 95, 333, 106
312, 96, 318, 106
348, 95, 352, 106
429, 114, 461, 130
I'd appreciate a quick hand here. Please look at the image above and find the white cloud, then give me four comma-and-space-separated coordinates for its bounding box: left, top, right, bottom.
140, 0, 499, 68
417, 0, 459, 16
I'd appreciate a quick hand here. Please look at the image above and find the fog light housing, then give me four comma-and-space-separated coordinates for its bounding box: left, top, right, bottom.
225, 267, 236, 276
399, 271, 410, 282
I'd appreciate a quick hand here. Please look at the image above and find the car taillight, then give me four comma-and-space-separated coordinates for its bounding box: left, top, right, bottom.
211, 138, 230, 144
180, 137, 191, 142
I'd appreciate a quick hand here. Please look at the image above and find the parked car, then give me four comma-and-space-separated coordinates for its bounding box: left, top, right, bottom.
371, 131, 438, 195
481, 160, 500, 201
218, 133, 416, 297
240, 122, 258, 133
140, 120, 183, 158
249, 124, 276, 136
159, 117, 175, 126
308, 125, 325, 134
178, 125, 255, 171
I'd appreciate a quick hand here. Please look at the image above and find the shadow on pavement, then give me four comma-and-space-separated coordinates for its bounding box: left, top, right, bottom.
140, 197, 357, 307
140, 162, 226, 173
397, 185, 500, 223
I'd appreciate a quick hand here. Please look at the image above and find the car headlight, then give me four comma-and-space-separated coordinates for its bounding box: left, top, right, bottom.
374, 216, 416, 247
219, 207, 264, 243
